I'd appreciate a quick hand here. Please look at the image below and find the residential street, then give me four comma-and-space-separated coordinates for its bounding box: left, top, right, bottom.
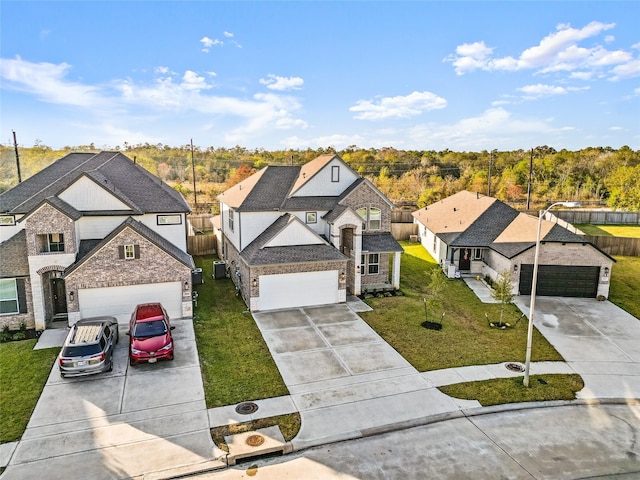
196, 403, 640, 480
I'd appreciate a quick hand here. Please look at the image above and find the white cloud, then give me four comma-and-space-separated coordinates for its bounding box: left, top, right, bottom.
609, 58, 640, 81
605, 35, 615, 43
518, 84, 568, 98
0, 56, 104, 107
282, 134, 364, 150
609, 126, 624, 131
259, 74, 304, 91
445, 21, 636, 81
224, 31, 234, 38
200, 36, 223, 52
349, 91, 447, 120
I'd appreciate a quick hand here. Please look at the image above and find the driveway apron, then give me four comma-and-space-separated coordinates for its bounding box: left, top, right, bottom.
3, 319, 222, 480
514, 296, 640, 399
253, 304, 465, 449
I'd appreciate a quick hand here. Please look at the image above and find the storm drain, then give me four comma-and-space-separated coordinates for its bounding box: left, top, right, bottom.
505, 362, 525, 372
235, 402, 259, 415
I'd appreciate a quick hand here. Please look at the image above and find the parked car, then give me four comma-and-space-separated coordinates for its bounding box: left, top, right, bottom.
59, 317, 119, 378
128, 303, 175, 366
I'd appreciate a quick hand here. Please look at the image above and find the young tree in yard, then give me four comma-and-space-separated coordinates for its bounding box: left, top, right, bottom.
491, 270, 515, 326
425, 267, 446, 323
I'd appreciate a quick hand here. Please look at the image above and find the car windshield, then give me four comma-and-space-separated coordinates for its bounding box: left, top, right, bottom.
63, 344, 102, 357
133, 320, 167, 338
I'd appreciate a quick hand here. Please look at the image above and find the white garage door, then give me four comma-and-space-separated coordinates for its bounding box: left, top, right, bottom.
78, 282, 182, 323
258, 270, 339, 311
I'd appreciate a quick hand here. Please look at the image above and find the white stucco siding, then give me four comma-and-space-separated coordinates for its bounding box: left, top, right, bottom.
266, 222, 324, 247
220, 203, 241, 251
255, 271, 341, 311
59, 176, 131, 211
77, 282, 182, 324
27, 253, 76, 330
291, 211, 328, 235
292, 159, 359, 197
77, 216, 130, 240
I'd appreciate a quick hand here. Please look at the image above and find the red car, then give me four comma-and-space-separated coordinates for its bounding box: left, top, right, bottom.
128, 303, 175, 366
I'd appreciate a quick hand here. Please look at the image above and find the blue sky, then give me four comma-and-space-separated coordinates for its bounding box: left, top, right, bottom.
1, 1, 639, 151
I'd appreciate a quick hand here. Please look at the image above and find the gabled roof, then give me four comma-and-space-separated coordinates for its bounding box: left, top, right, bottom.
240, 214, 347, 266
17, 196, 83, 223
0, 151, 190, 215
412, 191, 497, 235
65, 217, 194, 276
289, 154, 338, 195
362, 233, 403, 253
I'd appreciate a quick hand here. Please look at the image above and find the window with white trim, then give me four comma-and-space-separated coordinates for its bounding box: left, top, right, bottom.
0, 216, 15, 226
369, 207, 381, 230
368, 254, 379, 274
157, 214, 182, 225
228, 209, 235, 231
124, 244, 135, 259
0, 279, 19, 314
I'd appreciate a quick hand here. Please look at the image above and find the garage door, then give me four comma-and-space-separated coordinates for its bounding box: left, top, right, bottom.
519, 265, 599, 297
258, 271, 339, 311
78, 282, 182, 323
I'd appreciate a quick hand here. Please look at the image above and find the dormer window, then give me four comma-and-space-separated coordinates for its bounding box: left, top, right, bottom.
37, 233, 65, 253
331, 166, 340, 182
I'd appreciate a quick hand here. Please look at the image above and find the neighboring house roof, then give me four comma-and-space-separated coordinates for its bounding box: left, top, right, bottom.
240, 214, 348, 266
362, 233, 403, 253
0, 151, 190, 215
0, 230, 29, 277
65, 217, 194, 276
414, 190, 614, 261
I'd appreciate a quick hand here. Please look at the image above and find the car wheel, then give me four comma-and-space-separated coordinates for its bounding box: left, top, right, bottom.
60, 373, 66, 378
129, 357, 135, 366
108, 355, 114, 372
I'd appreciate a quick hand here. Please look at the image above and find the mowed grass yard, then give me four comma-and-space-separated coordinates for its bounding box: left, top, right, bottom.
360, 242, 563, 372
610, 256, 640, 319
575, 224, 640, 237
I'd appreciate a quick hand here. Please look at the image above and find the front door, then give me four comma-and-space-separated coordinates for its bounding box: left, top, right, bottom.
458, 248, 471, 271
51, 278, 67, 319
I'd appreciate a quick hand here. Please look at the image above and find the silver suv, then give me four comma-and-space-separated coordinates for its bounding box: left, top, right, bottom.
59, 317, 119, 378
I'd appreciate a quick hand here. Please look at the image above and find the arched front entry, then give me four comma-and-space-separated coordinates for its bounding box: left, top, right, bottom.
37, 266, 68, 327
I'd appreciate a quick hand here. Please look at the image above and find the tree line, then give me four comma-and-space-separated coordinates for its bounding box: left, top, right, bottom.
1, 142, 639, 211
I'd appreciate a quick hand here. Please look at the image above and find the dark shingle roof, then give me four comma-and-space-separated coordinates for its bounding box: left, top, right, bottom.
239, 166, 300, 211
449, 201, 519, 247
490, 242, 534, 258
0, 151, 190, 215
281, 196, 340, 211
362, 233, 403, 253
240, 214, 347, 266
323, 205, 350, 223
543, 224, 587, 243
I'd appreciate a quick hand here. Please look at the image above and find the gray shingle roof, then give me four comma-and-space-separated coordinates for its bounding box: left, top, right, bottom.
240, 214, 347, 266
362, 233, 403, 253
449, 201, 519, 247
239, 166, 300, 211
0, 151, 190, 215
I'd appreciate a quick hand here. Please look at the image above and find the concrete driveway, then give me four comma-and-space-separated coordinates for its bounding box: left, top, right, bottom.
514, 296, 640, 399
2, 319, 222, 480
252, 304, 466, 450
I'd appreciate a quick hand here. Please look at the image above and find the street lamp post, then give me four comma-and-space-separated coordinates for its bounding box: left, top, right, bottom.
523, 201, 580, 387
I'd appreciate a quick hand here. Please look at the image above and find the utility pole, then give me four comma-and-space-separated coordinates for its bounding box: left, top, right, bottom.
526, 148, 534, 210
190, 139, 197, 207
12, 130, 22, 183
488, 150, 493, 197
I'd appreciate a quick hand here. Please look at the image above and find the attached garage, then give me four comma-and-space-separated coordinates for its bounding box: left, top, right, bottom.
78, 282, 183, 323
257, 270, 340, 311
519, 265, 600, 298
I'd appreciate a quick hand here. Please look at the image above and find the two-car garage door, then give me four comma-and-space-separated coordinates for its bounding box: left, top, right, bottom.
78, 282, 183, 323
519, 265, 600, 298
257, 270, 339, 311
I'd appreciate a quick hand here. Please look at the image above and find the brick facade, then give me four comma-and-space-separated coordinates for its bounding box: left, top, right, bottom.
24, 205, 76, 256
65, 226, 192, 315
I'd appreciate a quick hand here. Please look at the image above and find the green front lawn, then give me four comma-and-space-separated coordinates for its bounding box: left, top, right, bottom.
360, 242, 563, 372
440, 374, 584, 406
192, 256, 289, 408
610, 256, 640, 319
0, 340, 58, 443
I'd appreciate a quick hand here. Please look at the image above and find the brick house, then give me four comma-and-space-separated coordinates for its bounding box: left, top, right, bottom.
0, 151, 194, 331
412, 190, 614, 298
216, 154, 402, 311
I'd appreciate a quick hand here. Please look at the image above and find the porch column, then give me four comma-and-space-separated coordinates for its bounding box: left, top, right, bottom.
392, 251, 401, 289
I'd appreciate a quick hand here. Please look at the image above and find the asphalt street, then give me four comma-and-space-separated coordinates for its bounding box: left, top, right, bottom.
195, 403, 640, 480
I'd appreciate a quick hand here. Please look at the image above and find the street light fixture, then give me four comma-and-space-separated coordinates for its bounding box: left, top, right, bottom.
523, 201, 580, 387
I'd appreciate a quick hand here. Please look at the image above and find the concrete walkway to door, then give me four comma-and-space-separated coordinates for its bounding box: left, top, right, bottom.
252, 304, 468, 450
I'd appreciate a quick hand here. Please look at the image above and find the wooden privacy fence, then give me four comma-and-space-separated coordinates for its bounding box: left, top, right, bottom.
187, 235, 217, 256
188, 214, 215, 234
554, 210, 640, 225
583, 235, 640, 257
391, 223, 418, 241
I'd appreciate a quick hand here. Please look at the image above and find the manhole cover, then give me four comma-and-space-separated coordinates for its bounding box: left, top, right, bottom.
246, 434, 265, 447
235, 402, 259, 415
505, 362, 525, 372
